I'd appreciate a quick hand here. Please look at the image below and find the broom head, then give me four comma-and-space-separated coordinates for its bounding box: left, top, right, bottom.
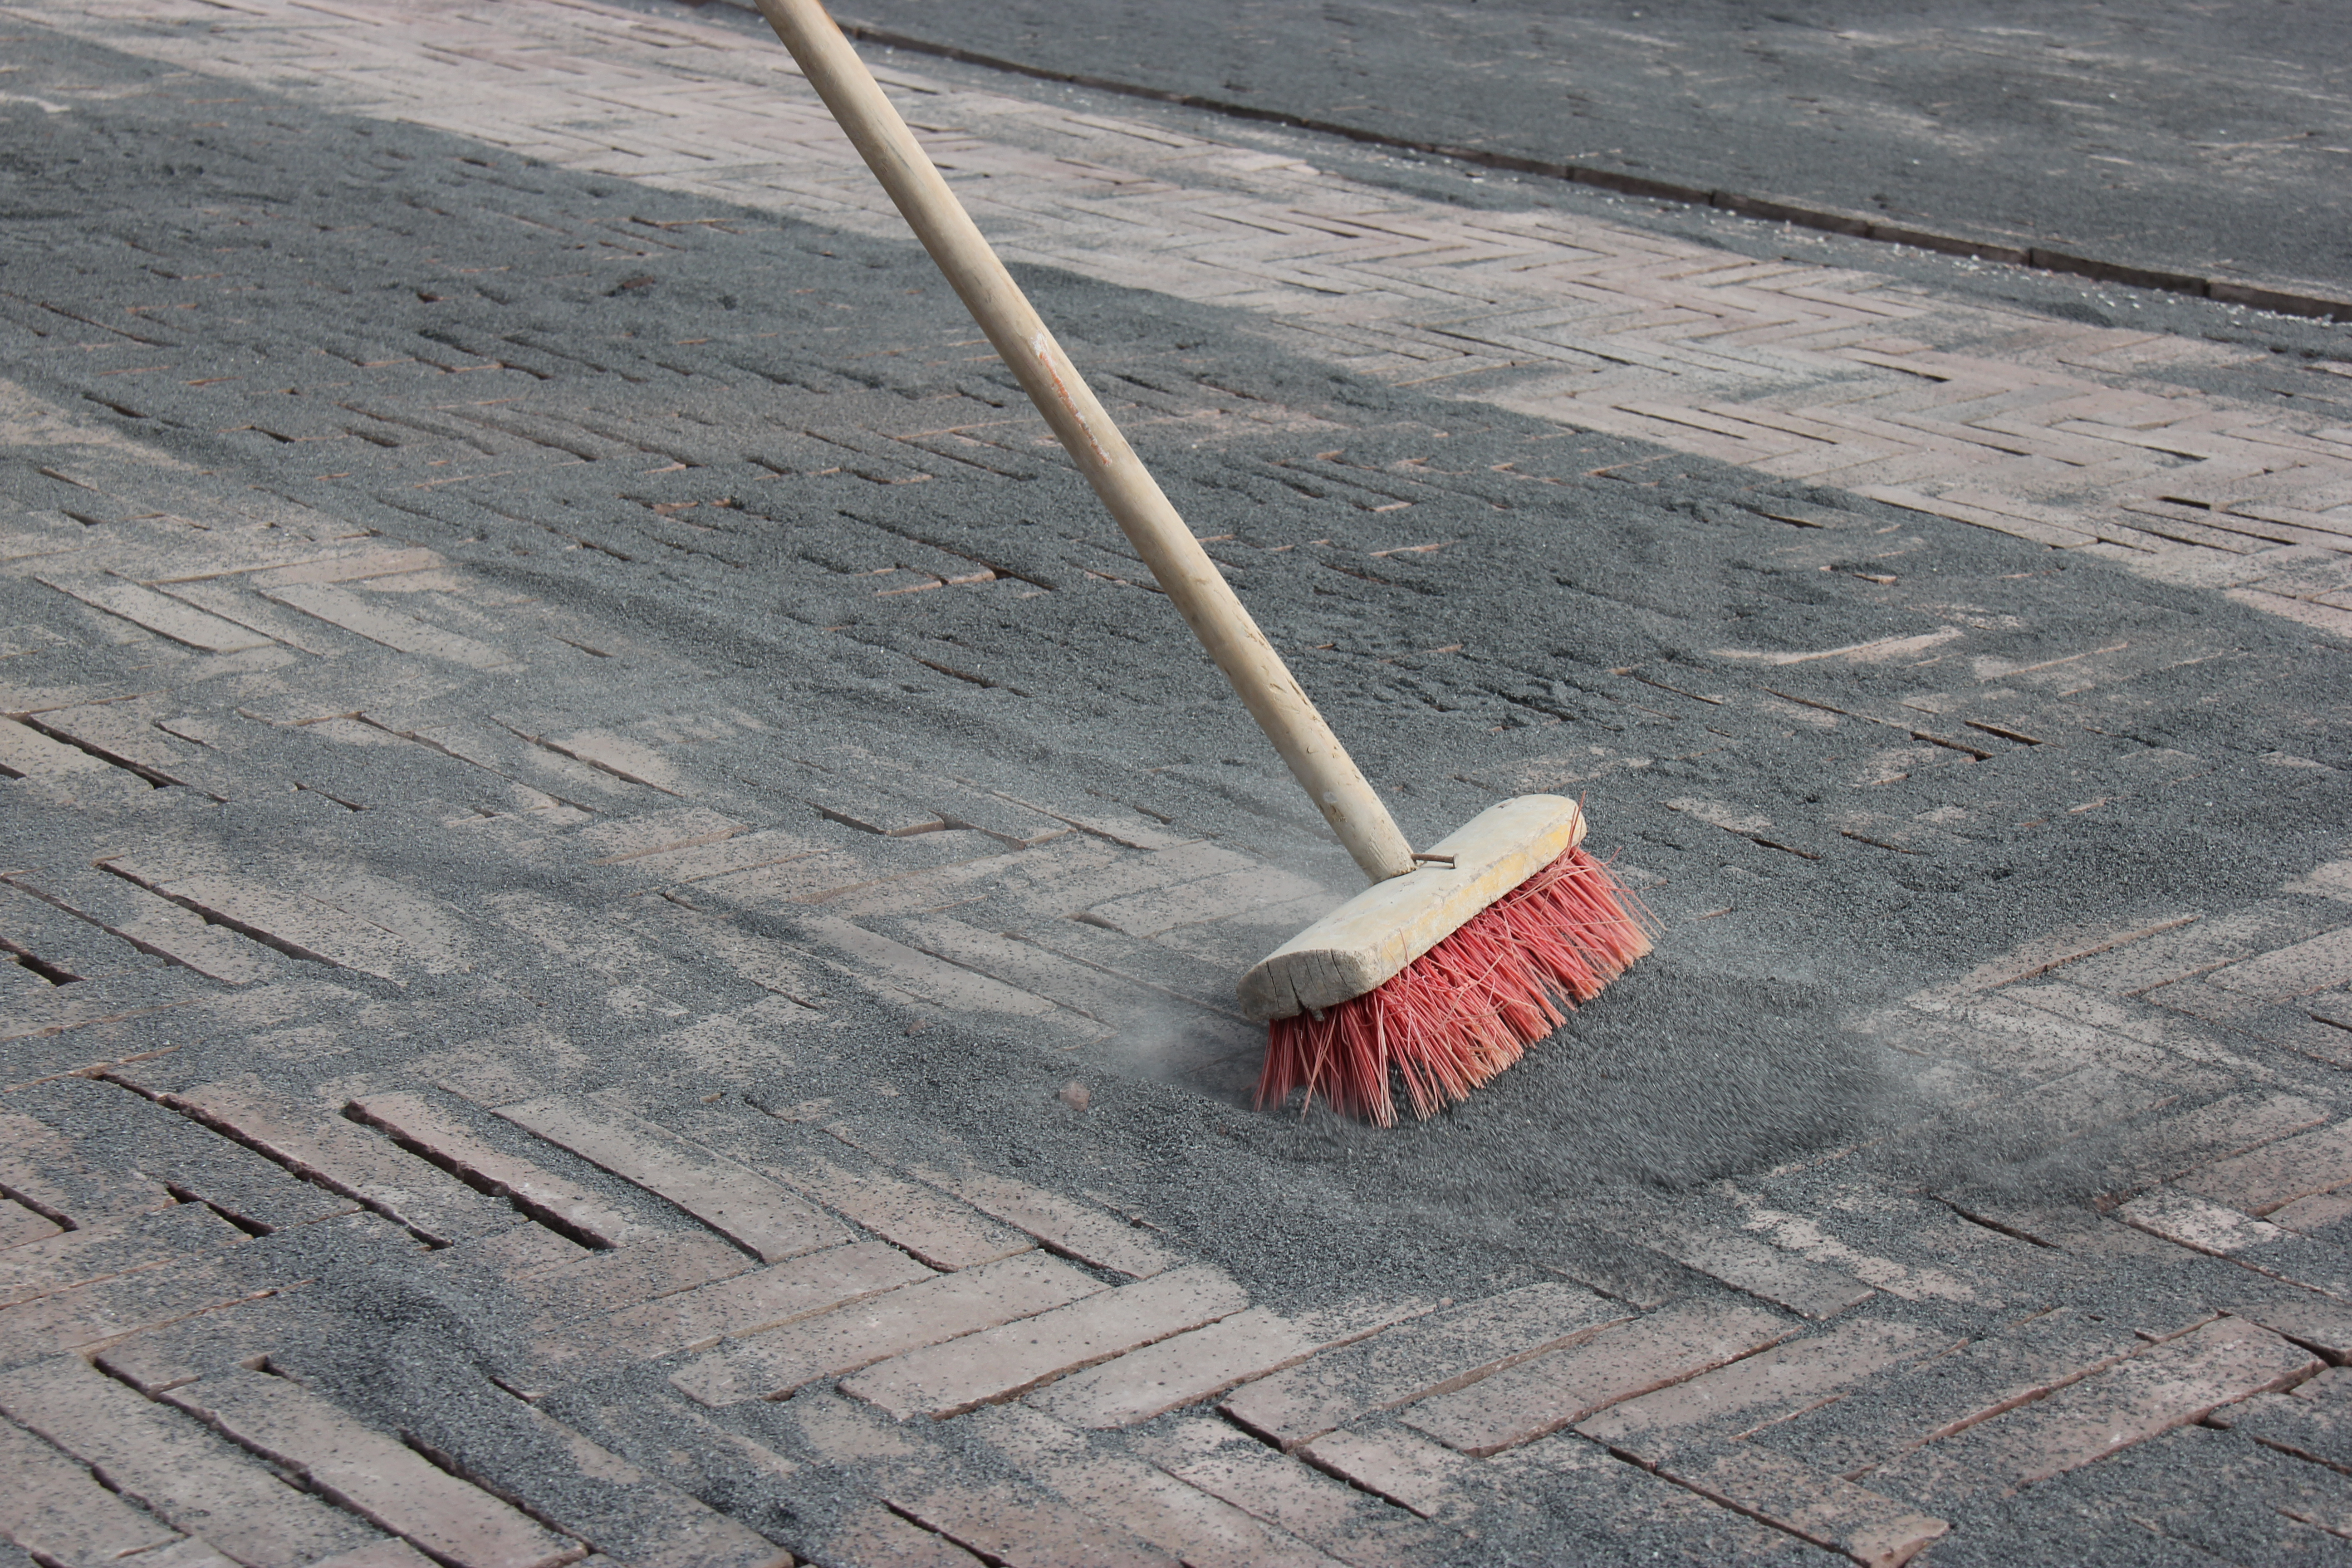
1240, 795, 1654, 1126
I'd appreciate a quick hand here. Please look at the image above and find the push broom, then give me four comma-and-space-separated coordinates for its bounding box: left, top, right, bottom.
754, 0, 1656, 1125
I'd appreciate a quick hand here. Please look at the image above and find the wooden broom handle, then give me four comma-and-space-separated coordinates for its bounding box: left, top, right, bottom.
754, 0, 1417, 884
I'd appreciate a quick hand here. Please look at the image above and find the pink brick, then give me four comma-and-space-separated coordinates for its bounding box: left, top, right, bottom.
593, 1240, 934, 1359
756, 1144, 1030, 1271
2117, 1190, 2352, 1298
1081, 864, 1326, 937
512, 1231, 752, 1318
172, 1078, 514, 1247
0, 1253, 293, 1363
1222, 1282, 1629, 1450
0, 1411, 184, 1563
95, 1288, 314, 1396
425, 1225, 587, 1284
165, 1370, 583, 1568
1031, 1300, 1429, 1430
575, 808, 750, 861
1761, 1305, 2144, 1480
1578, 1319, 1952, 1461
975, 1404, 1341, 1568
0, 1201, 246, 1308
1920, 1316, 2319, 1489
896, 1160, 1180, 1279
1299, 1426, 1478, 1519
347, 1091, 639, 1247
2180, 1120, 2352, 1214
497, 1096, 846, 1263
0, 1108, 176, 1225
1656, 1445, 1947, 1568
843, 1262, 1247, 1419
135, 1535, 243, 1568
484, 1400, 793, 1568
892, 1486, 1178, 1568
0, 1354, 384, 1568
308, 1545, 441, 1568
2206, 927, 2352, 1001
1403, 1302, 1794, 1455
789, 1393, 1173, 1568
817, 1500, 985, 1567
1649, 1229, 1874, 1319
671, 1252, 1107, 1406
1135, 1416, 1445, 1568
2239, 1298, 2352, 1362
0, 1199, 63, 1248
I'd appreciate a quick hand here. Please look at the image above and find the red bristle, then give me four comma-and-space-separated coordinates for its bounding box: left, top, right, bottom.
1257, 844, 1656, 1127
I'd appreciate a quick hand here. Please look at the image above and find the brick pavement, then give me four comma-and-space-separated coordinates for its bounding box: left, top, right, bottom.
16, 0, 2352, 640
3, 0, 2352, 1563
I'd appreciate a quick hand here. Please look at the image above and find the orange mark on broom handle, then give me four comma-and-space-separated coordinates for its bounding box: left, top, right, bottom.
1032, 330, 1113, 469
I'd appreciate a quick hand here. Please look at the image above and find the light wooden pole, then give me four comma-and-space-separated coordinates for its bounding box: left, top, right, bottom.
750, 0, 1418, 886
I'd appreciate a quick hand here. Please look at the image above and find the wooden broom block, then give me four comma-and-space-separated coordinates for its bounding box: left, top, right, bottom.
1238, 796, 1589, 1020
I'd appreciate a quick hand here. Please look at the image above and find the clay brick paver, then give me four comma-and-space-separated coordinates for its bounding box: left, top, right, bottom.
1646, 1229, 1876, 1319
163, 1370, 583, 1568
0, 1202, 61, 1248
2180, 1118, 2352, 1215
0, 1409, 186, 1566
1135, 1416, 1453, 1568
2205, 929, 2352, 1003
788, 1393, 1178, 1568
597, 1239, 934, 1359
506, 1231, 753, 1319
898, 1161, 1184, 1279
2117, 1189, 2352, 1296
0, 1202, 247, 1308
1031, 1300, 1431, 1429
1403, 1301, 1796, 1456
1577, 1318, 1955, 1462
495, 1095, 846, 1262
1896, 1317, 2320, 1492
1222, 1282, 1631, 1450
29, 0, 2347, 648
0, 1108, 178, 1225
167, 1078, 516, 1248
754, 1142, 1033, 1271
346, 1091, 640, 1248
1298, 1425, 1482, 1520
976, 1403, 1345, 1568
841, 1261, 1248, 1419
1655, 1446, 1947, 1568
0, 1354, 385, 1568
1759, 1306, 2145, 1480
670, 1251, 1109, 1406
308, 1545, 441, 1568
3, 0, 2351, 1561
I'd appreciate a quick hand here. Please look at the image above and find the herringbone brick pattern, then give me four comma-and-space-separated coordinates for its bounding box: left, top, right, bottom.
5, 2, 2352, 1564
18, 0, 2350, 637
8, 897, 2352, 1566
